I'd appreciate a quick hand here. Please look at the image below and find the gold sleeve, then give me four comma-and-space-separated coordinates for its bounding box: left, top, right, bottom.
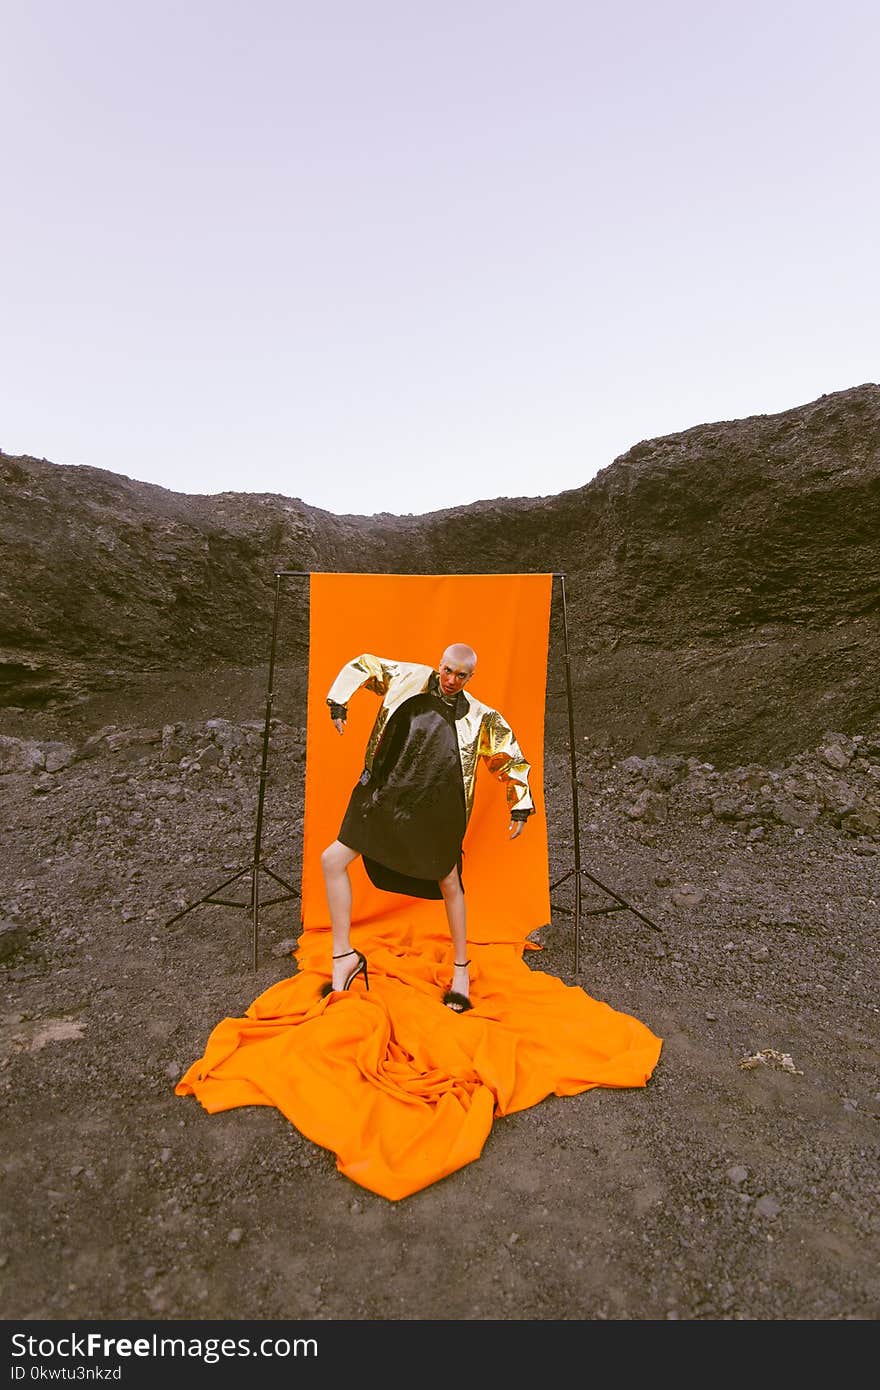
478, 710, 535, 816
325, 653, 397, 709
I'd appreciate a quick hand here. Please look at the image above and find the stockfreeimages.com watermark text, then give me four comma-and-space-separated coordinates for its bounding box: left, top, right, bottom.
10, 1331, 317, 1370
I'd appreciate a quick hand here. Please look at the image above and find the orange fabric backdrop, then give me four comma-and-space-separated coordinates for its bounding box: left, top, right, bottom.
301, 571, 553, 945
176, 571, 663, 1200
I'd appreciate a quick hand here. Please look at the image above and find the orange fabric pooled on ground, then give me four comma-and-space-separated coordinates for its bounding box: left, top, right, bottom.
176, 573, 663, 1200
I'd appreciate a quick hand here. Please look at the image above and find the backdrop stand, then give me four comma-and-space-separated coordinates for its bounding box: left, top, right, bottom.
165, 569, 662, 970
548, 573, 664, 974
164, 570, 302, 970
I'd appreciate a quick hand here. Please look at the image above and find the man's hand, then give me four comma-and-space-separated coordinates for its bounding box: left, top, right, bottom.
332, 718, 346, 736
508, 819, 526, 840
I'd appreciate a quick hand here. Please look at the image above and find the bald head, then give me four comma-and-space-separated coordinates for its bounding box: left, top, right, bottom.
438, 643, 477, 697
442, 643, 476, 672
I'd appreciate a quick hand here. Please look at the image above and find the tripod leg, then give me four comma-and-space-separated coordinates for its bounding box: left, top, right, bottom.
165, 866, 251, 926
252, 863, 260, 971
580, 868, 665, 934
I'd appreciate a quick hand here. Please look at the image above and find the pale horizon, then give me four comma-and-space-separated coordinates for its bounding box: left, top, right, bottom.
2, 1, 878, 517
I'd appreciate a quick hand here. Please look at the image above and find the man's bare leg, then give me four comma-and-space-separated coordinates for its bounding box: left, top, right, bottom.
320, 839, 362, 989
439, 865, 469, 1007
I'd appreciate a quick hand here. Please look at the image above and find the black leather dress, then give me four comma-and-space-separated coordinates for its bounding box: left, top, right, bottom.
337, 674, 467, 900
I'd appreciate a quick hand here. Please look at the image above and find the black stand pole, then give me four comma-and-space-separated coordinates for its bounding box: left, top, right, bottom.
548, 573, 664, 972
165, 570, 304, 969
558, 573, 583, 973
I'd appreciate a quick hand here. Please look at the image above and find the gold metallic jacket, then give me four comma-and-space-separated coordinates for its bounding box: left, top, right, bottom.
326, 654, 535, 821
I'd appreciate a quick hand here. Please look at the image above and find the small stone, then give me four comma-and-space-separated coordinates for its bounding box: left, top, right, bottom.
227, 1228, 244, 1245
754, 1194, 781, 1218
819, 743, 851, 769
671, 884, 705, 908
272, 938, 299, 958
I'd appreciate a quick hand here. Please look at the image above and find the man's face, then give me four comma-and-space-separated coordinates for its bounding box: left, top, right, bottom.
439, 657, 473, 697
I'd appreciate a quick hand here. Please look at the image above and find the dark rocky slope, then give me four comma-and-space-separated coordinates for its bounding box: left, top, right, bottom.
2, 382, 878, 767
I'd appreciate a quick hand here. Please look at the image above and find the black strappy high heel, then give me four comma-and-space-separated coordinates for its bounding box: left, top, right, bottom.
443, 959, 472, 1013
320, 948, 369, 998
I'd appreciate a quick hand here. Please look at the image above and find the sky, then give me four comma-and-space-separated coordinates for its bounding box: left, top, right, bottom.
2, 1, 878, 518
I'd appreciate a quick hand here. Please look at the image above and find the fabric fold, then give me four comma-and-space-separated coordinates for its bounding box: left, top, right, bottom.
176, 929, 662, 1200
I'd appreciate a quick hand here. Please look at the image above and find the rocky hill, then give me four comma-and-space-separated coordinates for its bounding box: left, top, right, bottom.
2, 382, 878, 766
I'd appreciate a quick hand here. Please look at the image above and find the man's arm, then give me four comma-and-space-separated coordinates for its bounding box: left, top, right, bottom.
477, 709, 536, 834
325, 654, 397, 733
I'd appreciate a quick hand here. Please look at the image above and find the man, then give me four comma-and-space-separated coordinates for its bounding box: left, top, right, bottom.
319, 642, 535, 1011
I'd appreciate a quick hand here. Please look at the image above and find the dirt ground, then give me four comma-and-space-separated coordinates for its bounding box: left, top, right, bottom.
1, 666, 878, 1330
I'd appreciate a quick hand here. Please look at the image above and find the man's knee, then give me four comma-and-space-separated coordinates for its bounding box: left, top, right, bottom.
438, 867, 462, 898
321, 841, 347, 874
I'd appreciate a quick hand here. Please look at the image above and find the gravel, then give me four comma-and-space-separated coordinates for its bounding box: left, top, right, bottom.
1, 685, 878, 1322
